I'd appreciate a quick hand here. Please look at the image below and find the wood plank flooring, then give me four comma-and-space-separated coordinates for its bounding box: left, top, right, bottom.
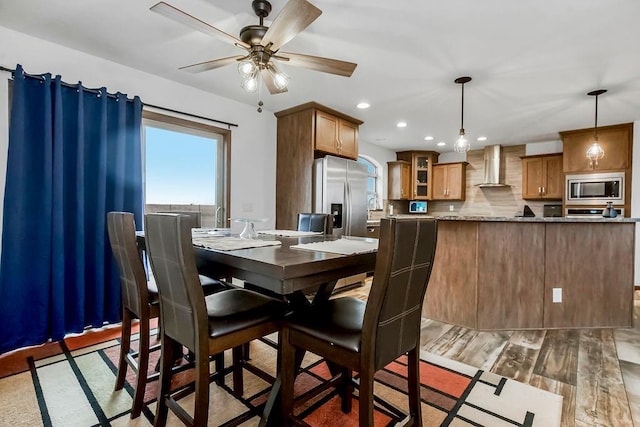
341, 283, 640, 427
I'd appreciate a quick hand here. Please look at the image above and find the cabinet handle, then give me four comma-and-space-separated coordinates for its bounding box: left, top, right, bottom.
538, 186, 541, 195
541, 186, 545, 195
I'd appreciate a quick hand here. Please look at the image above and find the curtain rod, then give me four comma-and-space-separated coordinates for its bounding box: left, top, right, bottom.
1, 65, 238, 128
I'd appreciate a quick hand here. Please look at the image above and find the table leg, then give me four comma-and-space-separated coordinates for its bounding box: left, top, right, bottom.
259, 280, 338, 426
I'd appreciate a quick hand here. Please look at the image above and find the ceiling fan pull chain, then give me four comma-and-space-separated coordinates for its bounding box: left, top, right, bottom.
257, 72, 263, 113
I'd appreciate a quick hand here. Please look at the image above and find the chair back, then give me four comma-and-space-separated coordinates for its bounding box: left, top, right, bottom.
158, 211, 202, 229
297, 213, 332, 234
144, 213, 207, 351
362, 218, 438, 370
107, 212, 149, 318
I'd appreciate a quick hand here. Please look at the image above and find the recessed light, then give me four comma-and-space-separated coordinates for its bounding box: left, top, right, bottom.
356, 102, 370, 109
397, 121, 407, 128
477, 136, 487, 141
437, 141, 446, 147
424, 136, 434, 141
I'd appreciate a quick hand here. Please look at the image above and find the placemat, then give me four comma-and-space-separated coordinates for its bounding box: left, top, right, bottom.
257, 230, 323, 237
192, 236, 281, 251
290, 238, 378, 255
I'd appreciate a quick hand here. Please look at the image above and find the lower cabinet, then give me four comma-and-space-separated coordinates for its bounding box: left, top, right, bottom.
424, 220, 634, 330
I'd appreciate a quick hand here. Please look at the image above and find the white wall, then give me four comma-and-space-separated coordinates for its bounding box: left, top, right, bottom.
525, 140, 563, 155
0, 26, 277, 234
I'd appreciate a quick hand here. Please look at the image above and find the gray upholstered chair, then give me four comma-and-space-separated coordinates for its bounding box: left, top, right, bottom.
297, 212, 332, 234
107, 212, 228, 418
144, 213, 287, 427
280, 218, 438, 426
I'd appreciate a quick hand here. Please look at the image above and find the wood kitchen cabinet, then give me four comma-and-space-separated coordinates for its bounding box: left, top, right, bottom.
395, 151, 439, 200
431, 162, 466, 200
560, 123, 632, 173
314, 109, 359, 160
521, 154, 563, 200
274, 102, 363, 230
387, 161, 411, 200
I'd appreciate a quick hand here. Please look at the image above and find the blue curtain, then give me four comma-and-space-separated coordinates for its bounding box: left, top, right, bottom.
0, 65, 143, 354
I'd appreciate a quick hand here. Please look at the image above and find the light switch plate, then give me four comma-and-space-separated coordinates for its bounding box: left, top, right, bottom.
552, 288, 562, 303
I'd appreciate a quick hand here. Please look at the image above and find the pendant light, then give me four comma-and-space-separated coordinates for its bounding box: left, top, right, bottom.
586, 89, 606, 168
453, 76, 472, 153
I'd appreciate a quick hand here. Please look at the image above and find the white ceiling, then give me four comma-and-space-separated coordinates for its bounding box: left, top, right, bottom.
1, 0, 639, 153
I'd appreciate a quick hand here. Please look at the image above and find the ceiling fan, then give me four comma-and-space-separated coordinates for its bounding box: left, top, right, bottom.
150, 0, 358, 96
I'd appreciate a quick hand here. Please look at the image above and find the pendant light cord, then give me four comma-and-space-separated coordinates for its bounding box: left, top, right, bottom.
460, 82, 465, 133
594, 94, 599, 140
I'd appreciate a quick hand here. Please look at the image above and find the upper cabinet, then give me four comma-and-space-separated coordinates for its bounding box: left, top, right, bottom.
313, 108, 360, 160
432, 162, 467, 200
387, 161, 411, 200
395, 151, 439, 200
521, 154, 563, 200
560, 123, 633, 173
274, 102, 363, 230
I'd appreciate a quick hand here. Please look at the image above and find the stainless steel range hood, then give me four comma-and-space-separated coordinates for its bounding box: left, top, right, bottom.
476, 144, 510, 187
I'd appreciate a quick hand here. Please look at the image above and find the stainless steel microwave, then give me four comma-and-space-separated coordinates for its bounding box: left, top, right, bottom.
565, 172, 624, 205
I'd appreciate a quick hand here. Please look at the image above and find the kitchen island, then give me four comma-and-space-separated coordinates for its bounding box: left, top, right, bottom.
422, 216, 637, 330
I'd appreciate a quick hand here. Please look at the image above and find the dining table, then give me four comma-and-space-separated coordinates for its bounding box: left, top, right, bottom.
136, 229, 378, 426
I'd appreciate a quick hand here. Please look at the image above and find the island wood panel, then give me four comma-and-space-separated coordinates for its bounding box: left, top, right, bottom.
424, 221, 478, 328
275, 109, 315, 230
543, 223, 634, 328
476, 222, 545, 330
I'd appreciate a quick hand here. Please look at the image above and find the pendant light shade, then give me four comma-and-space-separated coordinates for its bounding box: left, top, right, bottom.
586, 89, 606, 167
453, 76, 472, 153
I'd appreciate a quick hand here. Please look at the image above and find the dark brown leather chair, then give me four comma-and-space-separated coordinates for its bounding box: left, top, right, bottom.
297, 212, 332, 234
107, 212, 229, 418
280, 218, 438, 427
144, 213, 288, 427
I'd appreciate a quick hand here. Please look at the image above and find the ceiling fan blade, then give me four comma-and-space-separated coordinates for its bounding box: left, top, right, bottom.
260, 0, 322, 52
260, 69, 288, 94
179, 55, 244, 73
278, 52, 357, 77
150, 2, 250, 49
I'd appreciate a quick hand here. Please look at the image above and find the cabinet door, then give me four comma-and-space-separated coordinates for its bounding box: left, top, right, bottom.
412, 153, 434, 199
315, 111, 339, 154
542, 155, 563, 199
522, 157, 543, 199
387, 161, 411, 200
338, 119, 358, 159
431, 165, 447, 200
446, 163, 465, 200
561, 124, 632, 172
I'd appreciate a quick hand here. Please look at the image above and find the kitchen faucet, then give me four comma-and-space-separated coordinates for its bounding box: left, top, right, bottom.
215, 206, 224, 227
367, 194, 378, 219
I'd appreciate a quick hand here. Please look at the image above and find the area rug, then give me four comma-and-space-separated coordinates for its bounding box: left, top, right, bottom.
0, 324, 562, 426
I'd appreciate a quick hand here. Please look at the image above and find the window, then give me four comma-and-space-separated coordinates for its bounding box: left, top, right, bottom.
142, 111, 229, 228
357, 155, 382, 210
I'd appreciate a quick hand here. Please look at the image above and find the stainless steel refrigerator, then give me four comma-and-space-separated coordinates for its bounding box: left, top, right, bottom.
313, 155, 368, 237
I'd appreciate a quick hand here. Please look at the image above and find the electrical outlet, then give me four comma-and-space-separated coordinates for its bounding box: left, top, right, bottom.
552, 288, 562, 303
449, 204, 455, 212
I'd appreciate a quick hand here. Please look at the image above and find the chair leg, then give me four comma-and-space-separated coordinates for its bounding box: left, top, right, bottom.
232, 345, 244, 397
154, 334, 176, 427
214, 352, 225, 386
115, 309, 132, 391
193, 347, 211, 427
131, 315, 151, 418
407, 347, 423, 426
280, 328, 295, 427
339, 367, 353, 413
358, 369, 375, 427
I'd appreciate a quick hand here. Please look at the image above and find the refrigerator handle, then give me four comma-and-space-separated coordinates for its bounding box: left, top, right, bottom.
345, 182, 351, 235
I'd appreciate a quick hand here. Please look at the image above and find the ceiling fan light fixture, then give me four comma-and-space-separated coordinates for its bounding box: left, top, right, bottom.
241, 75, 259, 93
238, 60, 257, 78
586, 89, 607, 167
268, 62, 290, 90
453, 76, 472, 153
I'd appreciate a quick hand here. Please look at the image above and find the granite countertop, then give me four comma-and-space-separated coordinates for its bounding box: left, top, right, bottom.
368, 215, 638, 223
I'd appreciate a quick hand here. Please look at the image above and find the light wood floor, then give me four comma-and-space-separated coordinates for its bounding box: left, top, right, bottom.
341, 283, 640, 427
